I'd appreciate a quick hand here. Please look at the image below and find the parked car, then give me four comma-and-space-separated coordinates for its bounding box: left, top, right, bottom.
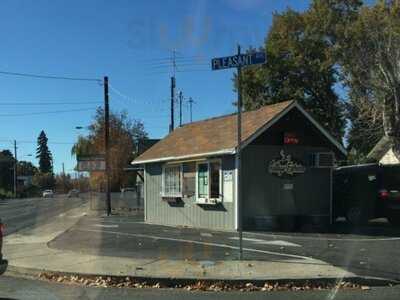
121, 187, 136, 194
333, 163, 400, 225
120, 187, 137, 198
67, 189, 80, 198
42, 190, 54, 198
0, 218, 7, 275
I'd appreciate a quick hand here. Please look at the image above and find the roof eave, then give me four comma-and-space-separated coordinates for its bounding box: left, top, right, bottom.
131, 148, 236, 165
294, 103, 347, 156
240, 101, 346, 156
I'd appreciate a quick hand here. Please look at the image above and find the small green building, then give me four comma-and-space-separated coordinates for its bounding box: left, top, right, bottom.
132, 101, 346, 231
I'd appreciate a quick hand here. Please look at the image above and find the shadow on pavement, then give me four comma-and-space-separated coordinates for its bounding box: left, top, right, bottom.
250, 218, 400, 238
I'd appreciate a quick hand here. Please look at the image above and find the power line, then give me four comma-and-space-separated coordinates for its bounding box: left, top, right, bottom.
108, 83, 167, 113
143, 58, 209, 67
0, 101, 101, 106
0, 139, 75, 145
108, 84, 136, 103
18, 140, 76, 145
139, 55, 209, 63
0, 137, 75, 144
177, 68, 209, 73
147, 62, 209, 69
0, 70, 101, 82
0, 107, 96, 117
145, 68, 209, 76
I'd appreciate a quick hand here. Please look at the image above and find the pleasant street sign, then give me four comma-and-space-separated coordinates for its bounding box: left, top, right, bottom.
211, 47, 266, 260
211, 52, 266, 70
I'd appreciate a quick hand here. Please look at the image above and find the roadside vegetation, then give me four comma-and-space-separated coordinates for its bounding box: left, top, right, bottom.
237, 0, 399, 164
71, 108, 148, 192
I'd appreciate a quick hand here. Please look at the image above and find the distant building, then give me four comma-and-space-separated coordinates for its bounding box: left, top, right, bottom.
17, 175, 33, 187
124, 138, 161, 184
132, 101, 346, 231
367, 136, 400, 165
135, 139, 160, 156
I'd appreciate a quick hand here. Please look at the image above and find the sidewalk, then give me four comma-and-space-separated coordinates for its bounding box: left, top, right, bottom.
3, 206, 357, 282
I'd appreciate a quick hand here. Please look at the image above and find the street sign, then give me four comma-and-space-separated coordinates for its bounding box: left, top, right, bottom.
77, 155, 106, 172
211, 52, 266, 70
211, 46, 266, 261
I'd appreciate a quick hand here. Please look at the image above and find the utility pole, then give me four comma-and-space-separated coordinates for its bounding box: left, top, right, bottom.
169, 50, 177, 132
169, 76, 175, 132
236, 45, 243, 260
104, 76, 111, 216
179, 91, 183, 127
188, 97, 194, 123
13, 140, 17, 198
62, 162, 66, 193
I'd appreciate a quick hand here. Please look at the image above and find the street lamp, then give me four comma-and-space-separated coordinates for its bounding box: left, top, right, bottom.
75, 113, 111, 217
75, 126, 90, 130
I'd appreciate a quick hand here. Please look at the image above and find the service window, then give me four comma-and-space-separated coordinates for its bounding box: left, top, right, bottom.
162, 164, 182, 197
210, 161, 221, 198
182, 162, 196, 197
196, 160, 221, 201
197, 163, 209, 199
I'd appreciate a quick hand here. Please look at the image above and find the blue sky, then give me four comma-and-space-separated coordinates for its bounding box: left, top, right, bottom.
0, 0, 311, 174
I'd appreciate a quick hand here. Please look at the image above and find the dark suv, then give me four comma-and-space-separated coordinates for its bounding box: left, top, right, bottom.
0, 218, 7, 274
333, 164, 400, 225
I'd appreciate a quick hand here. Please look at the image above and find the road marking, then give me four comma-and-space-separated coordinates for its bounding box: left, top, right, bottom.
92, 224, 119, 228
229, 237, 301, 247
81, 218, 400, 242
244, 231, 400, 242
85, 218, 143, 225
76, 228, 314, 261
200, 233, 213, 237
67, 213, 87, 218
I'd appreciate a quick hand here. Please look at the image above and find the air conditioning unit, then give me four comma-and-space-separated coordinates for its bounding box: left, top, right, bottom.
309, 152, 335, 168
196, 198, 220, 205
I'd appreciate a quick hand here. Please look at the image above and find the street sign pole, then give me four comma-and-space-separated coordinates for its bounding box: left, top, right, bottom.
13, 140, 17, 198
211, 46, 266, 260
236, 45, 243, 260
104, 76, 111, 216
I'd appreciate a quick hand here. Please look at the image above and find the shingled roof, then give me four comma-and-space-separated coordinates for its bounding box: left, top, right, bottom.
132, 100, 346, 164
367, 135, 400, 162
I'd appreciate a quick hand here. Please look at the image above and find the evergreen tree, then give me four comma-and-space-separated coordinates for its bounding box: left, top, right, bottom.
36, 130, 53, 174
0, 150, 14, 192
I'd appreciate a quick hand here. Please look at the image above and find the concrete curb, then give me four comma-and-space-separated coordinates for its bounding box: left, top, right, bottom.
5, 264, 399, 288
3, 201, 399, 289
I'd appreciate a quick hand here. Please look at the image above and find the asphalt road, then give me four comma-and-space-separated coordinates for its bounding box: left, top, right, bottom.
1, 275, 400, 300
0, 195, 87, 235
49, 215, 400, 281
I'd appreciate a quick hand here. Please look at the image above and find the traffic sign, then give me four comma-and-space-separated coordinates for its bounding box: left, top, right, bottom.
77, 155, 105, 172
211, 52, 266, 70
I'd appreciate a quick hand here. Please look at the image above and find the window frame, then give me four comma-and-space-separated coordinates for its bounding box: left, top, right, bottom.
161, 163, 183, 198
308, 152, 335, 168
195, 159, 223, 203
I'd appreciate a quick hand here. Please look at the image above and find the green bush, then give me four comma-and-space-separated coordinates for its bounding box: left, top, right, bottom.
18, 185, 40, 198
0, 188, 14, 199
